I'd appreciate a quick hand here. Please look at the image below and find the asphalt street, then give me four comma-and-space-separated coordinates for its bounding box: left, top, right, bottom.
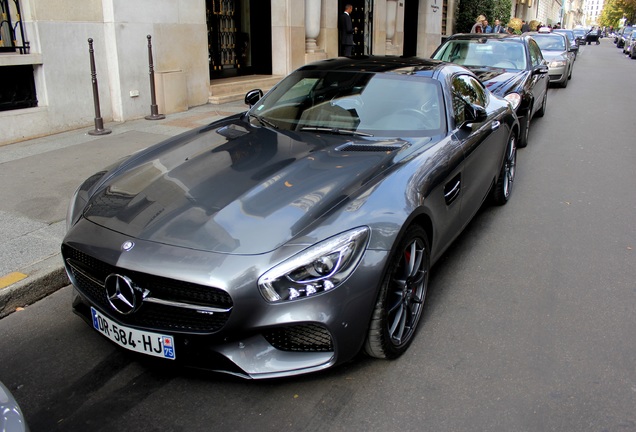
1, 40, 635, 432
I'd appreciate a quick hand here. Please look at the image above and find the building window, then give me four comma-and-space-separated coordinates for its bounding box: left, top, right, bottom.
0, 65, 38, 111
0, 0, 30, 54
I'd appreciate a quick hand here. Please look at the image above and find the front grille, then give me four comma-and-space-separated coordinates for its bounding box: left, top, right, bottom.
62, 245, 233, 334
263, 324, 334, 352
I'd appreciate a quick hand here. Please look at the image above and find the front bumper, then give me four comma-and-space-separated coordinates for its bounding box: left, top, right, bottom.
63, 218, 389, 378
548, 65, 567, 84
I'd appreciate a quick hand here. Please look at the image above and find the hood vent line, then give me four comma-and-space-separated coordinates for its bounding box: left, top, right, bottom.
336, 143, 406, 152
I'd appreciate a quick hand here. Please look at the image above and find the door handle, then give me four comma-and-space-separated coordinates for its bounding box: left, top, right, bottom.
491, 120, 500, 130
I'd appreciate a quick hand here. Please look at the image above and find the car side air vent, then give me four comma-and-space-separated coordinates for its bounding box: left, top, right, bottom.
336, 142, 406, 152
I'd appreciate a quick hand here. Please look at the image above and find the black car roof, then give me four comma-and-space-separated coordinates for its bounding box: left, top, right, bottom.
296, 55, 453, 78
444, 33, 527, 42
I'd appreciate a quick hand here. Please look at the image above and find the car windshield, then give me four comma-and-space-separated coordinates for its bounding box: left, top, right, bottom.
432, 39, 528, 70
248, 70, 446, 137
532, 34, 566, 51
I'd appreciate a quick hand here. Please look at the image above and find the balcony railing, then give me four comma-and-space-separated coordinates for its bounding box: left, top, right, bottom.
0, 0, 30, 54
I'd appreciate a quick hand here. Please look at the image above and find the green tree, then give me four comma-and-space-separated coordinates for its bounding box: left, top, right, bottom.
599, 0, 636, 27
455, 0, 513, 33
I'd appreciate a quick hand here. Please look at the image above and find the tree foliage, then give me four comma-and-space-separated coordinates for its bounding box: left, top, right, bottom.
599, 0, 636, 27
455, 0, 513, 33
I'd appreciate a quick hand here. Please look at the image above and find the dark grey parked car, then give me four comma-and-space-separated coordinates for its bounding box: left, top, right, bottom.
62, 56, 519, 378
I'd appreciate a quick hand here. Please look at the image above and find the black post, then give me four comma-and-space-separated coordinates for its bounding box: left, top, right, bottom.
145, 35, 165, 120
87, 38, 111, 136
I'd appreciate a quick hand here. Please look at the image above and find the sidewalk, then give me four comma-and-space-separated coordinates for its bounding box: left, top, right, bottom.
0, 100, 248, 318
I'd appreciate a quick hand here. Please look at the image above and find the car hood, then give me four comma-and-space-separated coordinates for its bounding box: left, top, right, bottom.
82, 117, 412, 254
465, 68, 525, 95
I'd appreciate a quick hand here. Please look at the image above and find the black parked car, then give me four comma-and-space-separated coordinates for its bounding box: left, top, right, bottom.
62, 56, 519, 378
432, 33, 549, 148
572, 28, 587, 45
585, 27, 601, 44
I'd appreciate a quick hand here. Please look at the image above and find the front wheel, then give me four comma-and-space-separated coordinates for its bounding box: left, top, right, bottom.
491, 132, 517, 206
364, 226, 430, 360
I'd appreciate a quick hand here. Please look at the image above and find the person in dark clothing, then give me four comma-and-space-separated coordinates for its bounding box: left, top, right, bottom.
492, 19, 506, 33
521, 20, 530, 32
339, 4, 355, 56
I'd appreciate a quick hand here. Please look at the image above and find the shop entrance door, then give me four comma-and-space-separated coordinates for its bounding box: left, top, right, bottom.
206, 0, 272, 79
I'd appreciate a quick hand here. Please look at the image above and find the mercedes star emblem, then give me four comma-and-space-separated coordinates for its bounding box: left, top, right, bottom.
104, 274, 140, 315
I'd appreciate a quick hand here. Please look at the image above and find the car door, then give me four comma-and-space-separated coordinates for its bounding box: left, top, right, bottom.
450, 74, 506, 225
527, 38, 549, 118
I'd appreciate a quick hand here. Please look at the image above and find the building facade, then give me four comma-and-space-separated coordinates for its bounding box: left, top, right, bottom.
1, 0, 562, 146
1, 0, 463, 145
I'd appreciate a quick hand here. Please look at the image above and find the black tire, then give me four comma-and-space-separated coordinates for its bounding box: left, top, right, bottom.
535, 91, 547, 118
364, 226, 430, 360
518, 107, 531, 148
491, 132, 516, 206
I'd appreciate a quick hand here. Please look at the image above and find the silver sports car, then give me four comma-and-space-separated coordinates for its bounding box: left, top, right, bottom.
62, 56, 519, 379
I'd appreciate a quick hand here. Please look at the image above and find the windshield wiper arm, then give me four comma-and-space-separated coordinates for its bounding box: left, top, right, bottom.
300, 126, 373, 137
248, 113, 278, 129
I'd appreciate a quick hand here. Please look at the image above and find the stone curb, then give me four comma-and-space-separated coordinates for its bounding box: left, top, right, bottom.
0, 254, 68, 319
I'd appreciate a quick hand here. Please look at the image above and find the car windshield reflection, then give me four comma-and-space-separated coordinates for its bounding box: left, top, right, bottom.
532, 34, 566, 51
248, 71, 446, 137
432, 39, 528, 70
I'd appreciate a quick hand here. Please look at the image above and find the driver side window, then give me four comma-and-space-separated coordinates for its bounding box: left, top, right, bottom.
528, 40, 543, 67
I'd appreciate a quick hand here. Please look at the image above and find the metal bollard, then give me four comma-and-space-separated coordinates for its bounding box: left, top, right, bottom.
145, 35, 165, 120
87, 38, 112, 136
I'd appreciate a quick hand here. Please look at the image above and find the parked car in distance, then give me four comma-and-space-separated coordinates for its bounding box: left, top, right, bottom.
572, 28, 587, 45
616, 26, 635, 48
585, 27, 601, 44
62, 56, 520, 379
526, 31, 575, 88
431, 33, 549, 147
553, 29, 579, 59
622, 30, 636, 56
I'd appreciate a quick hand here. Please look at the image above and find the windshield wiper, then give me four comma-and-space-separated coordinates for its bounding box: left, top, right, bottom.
248, 113, 278, 129
300, 126, 373, 137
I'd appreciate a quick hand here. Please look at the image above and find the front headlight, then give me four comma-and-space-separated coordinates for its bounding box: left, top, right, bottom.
504, 93, 522, 110
550, 59, 567, 68
258, 226, 370, 303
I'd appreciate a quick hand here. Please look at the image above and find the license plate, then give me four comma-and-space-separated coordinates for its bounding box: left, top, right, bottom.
91, 307, 176, 360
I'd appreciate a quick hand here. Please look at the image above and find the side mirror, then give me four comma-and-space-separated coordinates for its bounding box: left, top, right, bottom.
462, 103, 487, 127
532, 64, 549, 75
245, 89, 263, 107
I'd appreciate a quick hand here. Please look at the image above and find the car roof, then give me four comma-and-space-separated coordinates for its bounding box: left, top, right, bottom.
445, 33, 527, 43
525, 31, 566, 39
296, 55, 461, 79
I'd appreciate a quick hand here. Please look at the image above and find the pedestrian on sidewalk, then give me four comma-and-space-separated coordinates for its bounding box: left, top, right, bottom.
339, 4, 356, 56
471, 15, 486, 33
